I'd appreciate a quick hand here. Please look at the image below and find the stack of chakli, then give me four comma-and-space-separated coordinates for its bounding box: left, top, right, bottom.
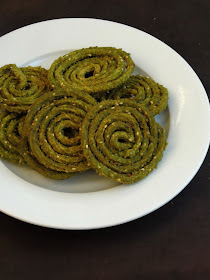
0, 47, 168, 184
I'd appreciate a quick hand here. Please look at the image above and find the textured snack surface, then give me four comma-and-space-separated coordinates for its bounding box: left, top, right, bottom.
0, 64, 50, 113
0, 111, 26, 164
21, 137, 76, 180
23, 90, 96, 176
81, 99, 166, 184
48, 47, 135, 96
106, 75, 168, 115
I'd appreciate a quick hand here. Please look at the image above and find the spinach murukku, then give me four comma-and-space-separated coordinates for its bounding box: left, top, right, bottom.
0, 111, 26, 165
81, 99, 167, 184
48, 47, 135, 96
0, 64, 50, 113
106, 75, 168, 115
23, 90, 96, 174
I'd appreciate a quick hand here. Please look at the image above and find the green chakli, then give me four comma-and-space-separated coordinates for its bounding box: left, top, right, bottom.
81, 99, 167, 184
23, 90, 96, 176
0, 64, 50, 113
48, 46, 135, 97
106, 75, 168, 115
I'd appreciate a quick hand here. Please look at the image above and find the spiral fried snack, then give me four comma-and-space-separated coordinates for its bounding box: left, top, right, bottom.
81, 100, 166, 184
0, 64, 50, 113
23, 90, 96, 177
0, 111, 26, 165
48, 47, 135, 96
107, 75, 168, 115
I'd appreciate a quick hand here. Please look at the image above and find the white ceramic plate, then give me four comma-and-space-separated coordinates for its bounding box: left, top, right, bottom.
0, 18, 209, 229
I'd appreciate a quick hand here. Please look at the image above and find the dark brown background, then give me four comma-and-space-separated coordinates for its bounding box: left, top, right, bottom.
0, 0, 209, 279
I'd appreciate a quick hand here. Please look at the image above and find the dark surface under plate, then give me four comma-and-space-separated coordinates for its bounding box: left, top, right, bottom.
0, 0, 209, 279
